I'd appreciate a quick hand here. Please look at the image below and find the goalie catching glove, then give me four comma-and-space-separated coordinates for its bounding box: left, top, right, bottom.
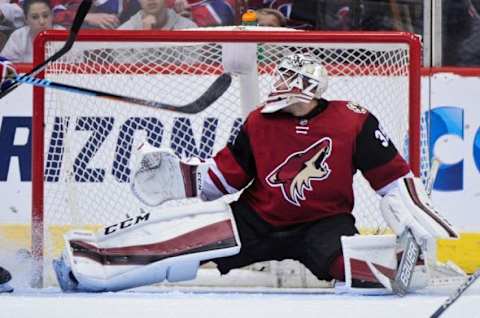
131, 142, 203, 206
131, 142, 228, 206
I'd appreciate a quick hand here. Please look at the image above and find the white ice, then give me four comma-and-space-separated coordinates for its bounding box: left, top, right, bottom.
1, 249, 479, 318
1, 284, 480, 318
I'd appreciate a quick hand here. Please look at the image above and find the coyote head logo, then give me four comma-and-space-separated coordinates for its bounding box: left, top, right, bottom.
266, 137, 332, 206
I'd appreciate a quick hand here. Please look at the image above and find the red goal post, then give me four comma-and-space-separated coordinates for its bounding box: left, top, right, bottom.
32, 30, 423, 287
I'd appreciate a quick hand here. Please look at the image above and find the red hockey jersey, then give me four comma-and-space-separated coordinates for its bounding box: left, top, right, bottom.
209, 99, 410, 227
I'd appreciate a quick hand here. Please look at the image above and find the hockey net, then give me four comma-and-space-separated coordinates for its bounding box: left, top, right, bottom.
32, 29, 425, 288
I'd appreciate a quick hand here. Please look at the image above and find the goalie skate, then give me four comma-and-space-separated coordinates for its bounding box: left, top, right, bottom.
0, 283, 13, 293
53, 257, 80, 292
0, 266, 13, 293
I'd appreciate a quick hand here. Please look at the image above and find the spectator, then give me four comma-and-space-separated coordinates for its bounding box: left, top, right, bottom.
1, 0, 63, 62
51, 0, 138, 29
0, 1, 24, 50
250, 1, 408, 31
0, 1, 24, 29
255, 7, 286, 27
244, 0, 316, 29
247, 0, 313, 29
452, 0, 480, 66
442, 1, 470, 65
287, 0, 365, 30
182, 0, 236, 27
118, 0, 196, 29
168, 0, 191, 19
359, 1, 423, 33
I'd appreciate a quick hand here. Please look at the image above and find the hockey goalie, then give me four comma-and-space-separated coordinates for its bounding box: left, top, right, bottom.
53, 53, 461, 294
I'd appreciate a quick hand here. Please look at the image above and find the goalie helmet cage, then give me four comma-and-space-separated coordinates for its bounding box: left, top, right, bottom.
31, 30, 423, 288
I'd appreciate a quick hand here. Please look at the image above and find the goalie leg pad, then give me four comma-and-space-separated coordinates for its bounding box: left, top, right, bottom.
339, 234, 430, 295
54, 201, 241, 292
340, 235, 397, 295
53, 257, 80, 292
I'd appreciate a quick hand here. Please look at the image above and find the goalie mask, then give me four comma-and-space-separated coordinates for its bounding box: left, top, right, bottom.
261, 53, 328, 113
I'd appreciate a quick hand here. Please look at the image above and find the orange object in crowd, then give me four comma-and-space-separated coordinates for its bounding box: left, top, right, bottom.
241, 9, 257, 25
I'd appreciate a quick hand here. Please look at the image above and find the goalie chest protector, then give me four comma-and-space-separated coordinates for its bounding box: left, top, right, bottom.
214, 99, 410, 227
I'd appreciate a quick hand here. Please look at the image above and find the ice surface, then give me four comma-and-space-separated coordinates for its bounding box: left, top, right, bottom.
0, 248, 479, 318
1, 284, 479, 318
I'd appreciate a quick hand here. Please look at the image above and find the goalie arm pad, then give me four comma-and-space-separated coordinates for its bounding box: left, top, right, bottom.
57, 201, 241, 292
131, 142, 240, 206
380, 177, 458, 248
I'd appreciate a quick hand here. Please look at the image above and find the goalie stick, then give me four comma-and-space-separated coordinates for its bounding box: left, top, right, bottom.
425, 157, 441, 196
12, 73, 232, 114
430, 269, 480, 318
391, 228, 420, 296
391, 156, 443, 296
0, 0, 91, 99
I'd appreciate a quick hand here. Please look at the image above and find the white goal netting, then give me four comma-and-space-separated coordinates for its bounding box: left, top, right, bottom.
32, 29, 427, 287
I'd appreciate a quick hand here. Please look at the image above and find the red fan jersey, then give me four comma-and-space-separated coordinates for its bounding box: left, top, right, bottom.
166, 0, 236, 26
207, 99, 410, 227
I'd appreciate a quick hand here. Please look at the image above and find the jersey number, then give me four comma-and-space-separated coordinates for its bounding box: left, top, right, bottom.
375, 129, 389, 147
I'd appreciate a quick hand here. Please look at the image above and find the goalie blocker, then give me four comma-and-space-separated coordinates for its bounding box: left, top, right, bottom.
341, 177, 459, 295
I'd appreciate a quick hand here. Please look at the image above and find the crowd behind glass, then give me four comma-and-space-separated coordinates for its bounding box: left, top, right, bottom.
0, 0, 478, 66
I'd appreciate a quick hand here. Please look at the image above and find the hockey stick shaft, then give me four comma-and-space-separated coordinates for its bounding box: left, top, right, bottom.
0, 0, 91, 99
430, 269, 480, 318
426, 157, 441, 196
14, 73, 232, 114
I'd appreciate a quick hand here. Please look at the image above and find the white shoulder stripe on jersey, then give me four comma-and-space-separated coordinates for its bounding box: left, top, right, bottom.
198, 159, 241, 201
208, 159, 240, 194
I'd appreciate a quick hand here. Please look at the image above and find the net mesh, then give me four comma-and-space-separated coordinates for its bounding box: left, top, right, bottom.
36, 31, 426, 287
